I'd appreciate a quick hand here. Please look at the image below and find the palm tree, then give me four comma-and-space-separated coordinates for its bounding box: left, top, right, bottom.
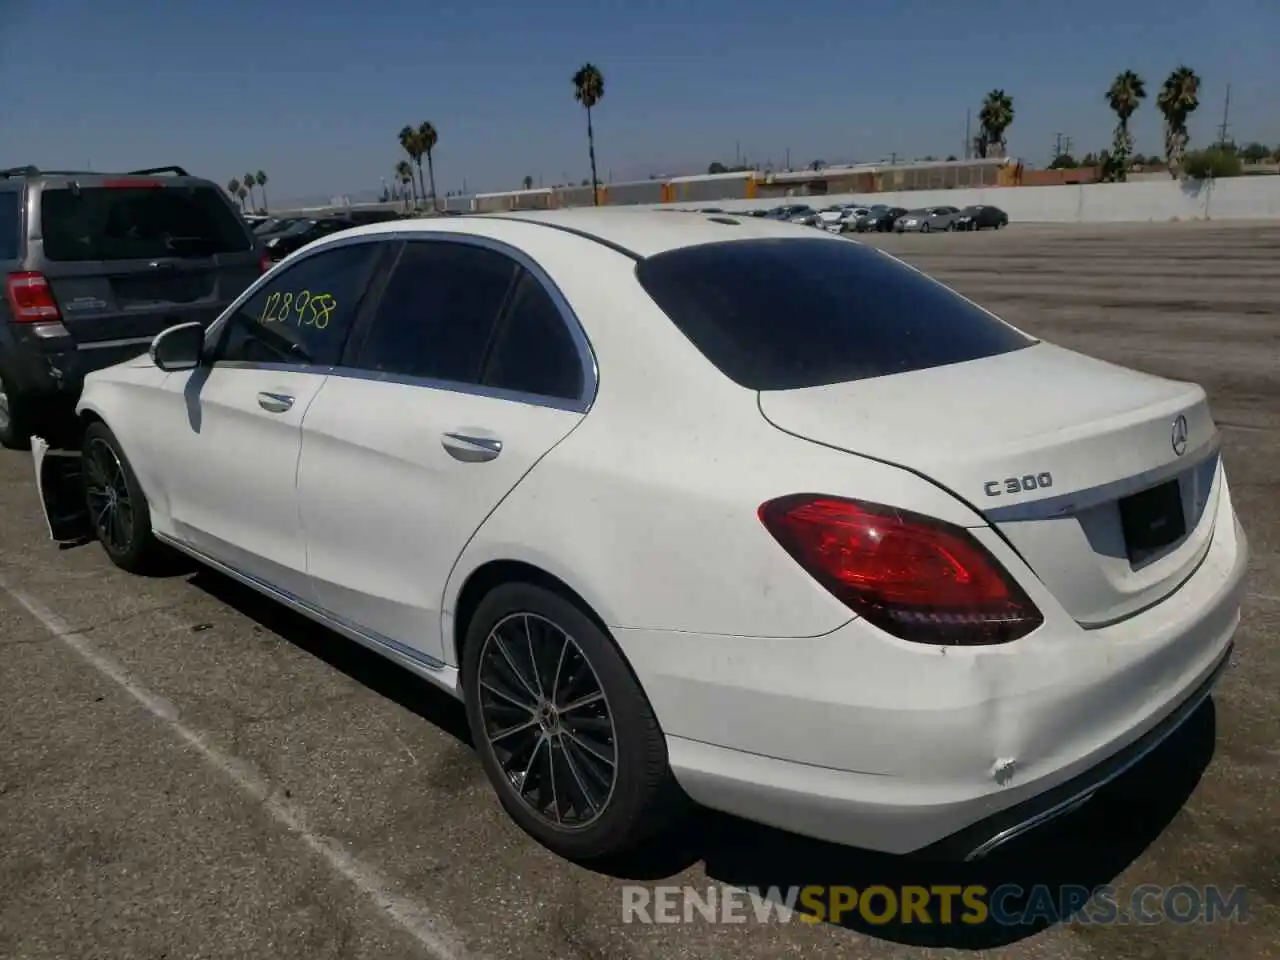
977, 90, 1015, 158
399, 125, 426, 206
395, 160, 415, 210
1105, 70, 1147, 181
572, 62, 605, 205
418, 122, 439, 211
1157, 65, 1201, 178
226, 178, 242, 211
522, 175, 534, 190
236, 185, 249, 211
255, 170, 269, 212
243, 172, 258, 211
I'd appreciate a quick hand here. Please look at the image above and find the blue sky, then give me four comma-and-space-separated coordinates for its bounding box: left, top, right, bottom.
3, 0, 1276, 203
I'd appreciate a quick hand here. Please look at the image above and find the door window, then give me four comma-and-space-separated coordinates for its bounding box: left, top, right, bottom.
0, 191, 20, 261
482, 271, 584, 402
352, 240, 518, 384
212, 242, 379, 367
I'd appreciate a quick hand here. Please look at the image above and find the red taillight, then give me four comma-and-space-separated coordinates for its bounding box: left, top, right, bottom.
758, 494, 1043, 645
4, 271, 62, 322
259, 251, 272, 273
101, 178, 162, 189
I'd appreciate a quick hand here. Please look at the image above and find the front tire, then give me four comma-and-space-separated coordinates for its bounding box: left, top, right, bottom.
81, 421, 163, 573
462, 581, 683, 862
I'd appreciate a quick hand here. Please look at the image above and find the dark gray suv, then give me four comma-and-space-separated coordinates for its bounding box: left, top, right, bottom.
0, 165, 266, 448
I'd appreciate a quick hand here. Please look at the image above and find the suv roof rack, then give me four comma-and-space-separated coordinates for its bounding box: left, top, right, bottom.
127, 166, 190, 177
0, 164, 192, 180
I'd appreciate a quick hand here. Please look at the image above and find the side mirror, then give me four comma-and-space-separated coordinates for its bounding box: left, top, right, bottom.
149, 321, 206, 372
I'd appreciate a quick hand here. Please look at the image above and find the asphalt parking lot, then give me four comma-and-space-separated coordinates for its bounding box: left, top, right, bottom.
1, 221, 1277, 960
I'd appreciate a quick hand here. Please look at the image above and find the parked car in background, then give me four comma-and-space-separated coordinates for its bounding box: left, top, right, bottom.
954, 205, 1009, 231
764, 204, 815, 224
818, 205, 870, 234
894, 206, 962, 233
344, 209, 406, 226
0, 164, 265, 449
857, 206, 907, 233
262, 215, 357, 261
254, 216, 304, 237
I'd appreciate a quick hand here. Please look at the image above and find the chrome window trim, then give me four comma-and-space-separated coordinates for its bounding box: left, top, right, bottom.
203, 229, 600, 415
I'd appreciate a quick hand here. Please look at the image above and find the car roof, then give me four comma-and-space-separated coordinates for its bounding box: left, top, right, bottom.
323, 207, 843, 259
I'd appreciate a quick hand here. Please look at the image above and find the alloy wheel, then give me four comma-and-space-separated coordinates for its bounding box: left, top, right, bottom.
476, 612, 618, 829
84, 438, 134, 554
0, 379, 10, 433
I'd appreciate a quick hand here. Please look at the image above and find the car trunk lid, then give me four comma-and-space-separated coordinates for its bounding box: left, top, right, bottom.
758, 343, 1221, 626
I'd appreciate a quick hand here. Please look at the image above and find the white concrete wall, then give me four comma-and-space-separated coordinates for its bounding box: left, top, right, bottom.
676, 176, 1280, 223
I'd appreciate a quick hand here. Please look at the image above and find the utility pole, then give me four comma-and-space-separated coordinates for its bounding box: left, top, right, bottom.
785, 147, 791, 169
965, 109, 971, 160
1216, 83, 1232, 148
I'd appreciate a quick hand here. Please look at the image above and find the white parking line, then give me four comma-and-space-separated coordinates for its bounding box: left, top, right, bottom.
0, 574, 474, 960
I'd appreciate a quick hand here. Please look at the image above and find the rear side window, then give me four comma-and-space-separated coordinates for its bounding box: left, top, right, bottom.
353, 241, 517, 383
0, 192, 19, 260
635, 238, 1034, 391
39, 185, 252, 262
482, 271, 584, 401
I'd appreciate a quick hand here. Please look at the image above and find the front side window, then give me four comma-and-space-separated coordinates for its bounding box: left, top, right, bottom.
482, 271, 584, 402
212, 243, 379, 367
353, 241, 518, 384
40, 185, 251, 262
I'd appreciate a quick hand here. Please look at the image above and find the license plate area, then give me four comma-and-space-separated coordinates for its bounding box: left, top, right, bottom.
1119, 478, 1186, 566
112, 272, 213, 306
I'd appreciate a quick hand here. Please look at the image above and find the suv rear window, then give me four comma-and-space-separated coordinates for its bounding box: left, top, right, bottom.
39, 185, 253, 262
0, 192, 19, 260
634, 238, 1034, 390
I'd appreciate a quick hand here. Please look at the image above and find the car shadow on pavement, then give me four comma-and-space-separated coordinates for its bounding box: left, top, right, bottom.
188, 568, 472, 746
607, 699, 1218, 948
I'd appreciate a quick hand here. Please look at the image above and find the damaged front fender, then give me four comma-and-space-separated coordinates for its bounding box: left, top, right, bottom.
31, 436, 92, 544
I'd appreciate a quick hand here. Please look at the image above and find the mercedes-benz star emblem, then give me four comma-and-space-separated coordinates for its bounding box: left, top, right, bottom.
1171, 414, 1189, 457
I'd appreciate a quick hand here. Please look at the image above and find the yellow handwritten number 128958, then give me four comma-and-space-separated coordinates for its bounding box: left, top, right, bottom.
260, 290, 336, 330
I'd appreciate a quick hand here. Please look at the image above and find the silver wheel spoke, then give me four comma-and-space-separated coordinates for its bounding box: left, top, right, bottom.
489, 718, 538, 743
480, 678, 536, 713
549, 633, 569, 704
560, 691, 604, 714
523, 614, 545, 699
492, 632, 539, 702
561, 728, 615, 768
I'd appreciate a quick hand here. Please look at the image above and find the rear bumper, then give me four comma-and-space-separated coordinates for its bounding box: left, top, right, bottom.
615, 487, 1248, 857
1, 327, 152, 399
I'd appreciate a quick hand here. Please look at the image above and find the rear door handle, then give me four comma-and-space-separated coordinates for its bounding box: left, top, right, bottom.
442, 432, 502, 462
257, 391, 294, 413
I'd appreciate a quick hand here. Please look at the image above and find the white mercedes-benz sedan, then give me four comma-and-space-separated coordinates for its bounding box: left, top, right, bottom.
31, 209, 1247, 863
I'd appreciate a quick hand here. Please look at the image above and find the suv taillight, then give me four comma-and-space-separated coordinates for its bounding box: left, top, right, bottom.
259, 251, 272, 273
758, 494, 1043, 645
4, 272, 62, 322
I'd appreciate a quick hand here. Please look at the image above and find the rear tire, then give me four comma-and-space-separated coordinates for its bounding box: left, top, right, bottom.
81, 421, 165, 573
0, 370, 32, 450
462, 581, 685, 862
920, 222, 931, 233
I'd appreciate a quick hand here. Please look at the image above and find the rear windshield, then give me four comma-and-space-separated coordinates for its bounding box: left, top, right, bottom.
40, 185, 253, 262
0, 191, 19, 260
634, 238, 1035, 390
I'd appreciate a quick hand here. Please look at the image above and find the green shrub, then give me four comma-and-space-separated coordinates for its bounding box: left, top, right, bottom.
1181, 147, 1243, 180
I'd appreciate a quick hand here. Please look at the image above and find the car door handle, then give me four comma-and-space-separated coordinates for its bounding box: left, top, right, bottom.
257, 391, 295, 413
441, 432, 503, 462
